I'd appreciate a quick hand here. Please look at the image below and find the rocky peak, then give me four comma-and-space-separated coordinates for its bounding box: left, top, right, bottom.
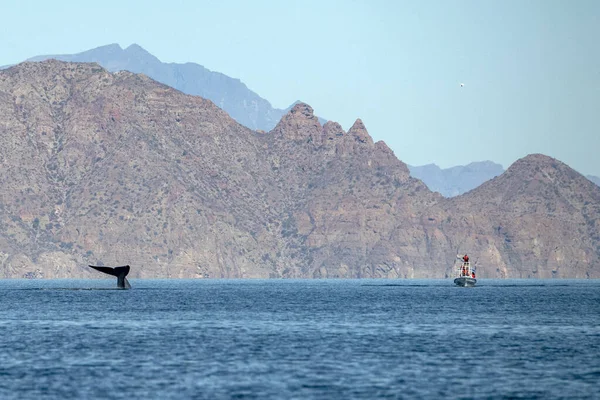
322, 121, 345, 141
271, 102, 322, 143
498, 153, 593, 191
507, 153, 561, 172
290, 102, 314, 119
123, 44, 161, 64
348, 118, 374, 146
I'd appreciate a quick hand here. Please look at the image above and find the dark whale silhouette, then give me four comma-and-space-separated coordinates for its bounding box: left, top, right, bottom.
88, 265, 131, 289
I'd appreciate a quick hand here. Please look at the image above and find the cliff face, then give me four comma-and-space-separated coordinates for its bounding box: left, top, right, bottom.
1, 61, 598, 279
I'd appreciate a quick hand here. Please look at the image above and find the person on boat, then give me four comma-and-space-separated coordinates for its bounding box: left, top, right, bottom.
471, 271, 476, 279
463, 254, 469, 264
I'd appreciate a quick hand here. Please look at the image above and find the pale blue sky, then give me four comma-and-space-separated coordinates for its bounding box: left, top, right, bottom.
2, 0, 599, 175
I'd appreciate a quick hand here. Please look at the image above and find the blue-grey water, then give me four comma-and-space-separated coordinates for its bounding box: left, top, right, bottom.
0, 279, 598, 399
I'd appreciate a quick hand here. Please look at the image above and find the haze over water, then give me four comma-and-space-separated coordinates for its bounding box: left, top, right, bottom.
1, 279, 598, 399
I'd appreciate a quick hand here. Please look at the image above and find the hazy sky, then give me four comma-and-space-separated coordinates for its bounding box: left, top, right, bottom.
2, 0, 599, 175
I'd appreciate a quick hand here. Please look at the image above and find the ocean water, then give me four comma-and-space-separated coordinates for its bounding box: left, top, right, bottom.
0, 279, 598, 399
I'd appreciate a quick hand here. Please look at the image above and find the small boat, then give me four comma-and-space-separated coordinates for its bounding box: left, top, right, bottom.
454, 255, 477, 287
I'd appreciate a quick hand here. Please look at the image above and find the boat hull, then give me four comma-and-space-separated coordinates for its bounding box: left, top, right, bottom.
454, 277, 477, 287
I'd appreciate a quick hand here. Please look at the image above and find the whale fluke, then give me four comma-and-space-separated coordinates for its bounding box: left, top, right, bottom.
88, 265, 131, 289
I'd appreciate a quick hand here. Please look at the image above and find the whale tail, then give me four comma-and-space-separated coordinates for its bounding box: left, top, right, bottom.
88, 265, 131, 289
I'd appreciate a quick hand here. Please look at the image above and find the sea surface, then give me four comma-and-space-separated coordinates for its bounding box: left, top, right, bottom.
0, 279, 598, 399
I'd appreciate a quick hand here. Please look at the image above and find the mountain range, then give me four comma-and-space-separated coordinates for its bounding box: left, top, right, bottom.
410, 163, 600, 197
407, 161, 505, 197
6, 44, 598, 197
12, 43, 314, 132
1, 60, 598, 279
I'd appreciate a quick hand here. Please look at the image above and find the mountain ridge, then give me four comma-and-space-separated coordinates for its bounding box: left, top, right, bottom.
14, 43, 325, 131
8, 44, 597, 194
1, 60, 598, 279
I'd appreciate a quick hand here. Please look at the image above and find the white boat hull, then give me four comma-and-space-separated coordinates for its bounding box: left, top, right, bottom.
454, 277, 477, 287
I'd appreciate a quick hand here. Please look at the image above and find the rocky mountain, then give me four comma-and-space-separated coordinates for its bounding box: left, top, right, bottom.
1, 60, 598, 279
17, 43, 598, 194
408, 161, 504, 197
12, 43, 314, 132
441, 154, 600, 278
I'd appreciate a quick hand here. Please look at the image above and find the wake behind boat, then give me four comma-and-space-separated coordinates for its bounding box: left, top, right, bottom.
454, 254, 477, 287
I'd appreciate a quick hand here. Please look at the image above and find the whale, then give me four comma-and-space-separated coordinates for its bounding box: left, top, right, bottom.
88, 265, 131, 289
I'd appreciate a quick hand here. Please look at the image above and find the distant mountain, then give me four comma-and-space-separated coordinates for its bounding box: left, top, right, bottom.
14, 43, 321, 131
408, 161, 505, 197
409, 161, 599, 197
